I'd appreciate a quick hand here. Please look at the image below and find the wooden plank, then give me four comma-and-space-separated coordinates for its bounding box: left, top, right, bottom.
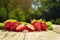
0, 30, 25, 40
0, 25, 60, 40
25, 25, 60, 40
52, 24, 60, 34
25, 31, 60, 40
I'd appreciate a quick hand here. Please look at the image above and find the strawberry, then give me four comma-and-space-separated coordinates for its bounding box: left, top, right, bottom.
16, 25, 26, 32
31, 19, 41, 31
32, 22, 41, 31
26, 24, 35, 32
41, 22, 47, 31
10, 22, 19, 31
4, 22, 12, 30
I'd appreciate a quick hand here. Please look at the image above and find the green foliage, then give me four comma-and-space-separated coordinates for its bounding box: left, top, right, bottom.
56, 18, 60, 25
50, 19, 55, 24
9, 7, 25, 22
0, 0, 60, 25
0, 7, 7, 22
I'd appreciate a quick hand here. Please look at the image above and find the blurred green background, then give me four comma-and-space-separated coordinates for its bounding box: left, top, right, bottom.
0, 0, 60, 25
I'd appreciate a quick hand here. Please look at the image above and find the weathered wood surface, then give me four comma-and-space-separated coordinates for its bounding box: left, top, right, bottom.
0, 25, 60, 40
0, 30, 25, 40
25, 31, 60, 40
52, 24, 60, 33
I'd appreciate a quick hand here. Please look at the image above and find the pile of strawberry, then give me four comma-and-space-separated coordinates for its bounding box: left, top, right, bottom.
0, 19, 53, 32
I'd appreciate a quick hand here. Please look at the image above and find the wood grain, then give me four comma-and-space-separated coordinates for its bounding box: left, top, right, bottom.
0, 25, 60, 40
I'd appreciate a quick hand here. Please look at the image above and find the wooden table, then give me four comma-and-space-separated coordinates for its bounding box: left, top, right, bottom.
0, 25, 60, 40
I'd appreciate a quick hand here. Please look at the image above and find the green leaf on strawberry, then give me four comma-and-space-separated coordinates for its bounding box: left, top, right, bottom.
4, 19, 18, 23
0, 23, 4, 29
46, 21, 53, 30
20, 22, 27, 25
48, 26, 53, 30
38, 19, 42, 22
31, 19, 37, 23
46, 21, 52, 27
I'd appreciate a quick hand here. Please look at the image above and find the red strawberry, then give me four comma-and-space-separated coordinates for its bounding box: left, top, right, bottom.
10, 22, 19, 31
26, 24, 35, 32
41, 22, 47, 31
4, 22, 12, 30
32, 21, 41, 31
16, 25, 26, 32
